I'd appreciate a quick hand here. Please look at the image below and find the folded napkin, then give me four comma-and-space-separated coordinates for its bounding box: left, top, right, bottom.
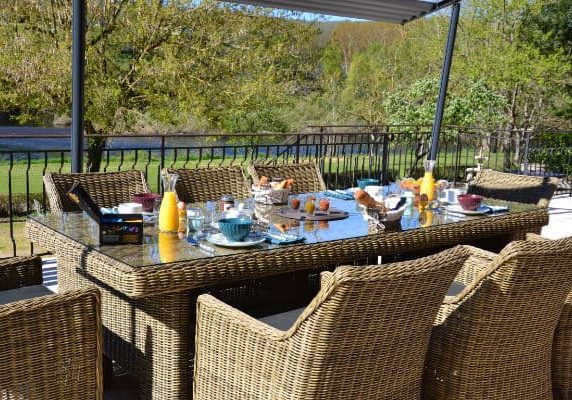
483, 204, 510, 214
324, 190, 354, 200
265, 234, 306, 245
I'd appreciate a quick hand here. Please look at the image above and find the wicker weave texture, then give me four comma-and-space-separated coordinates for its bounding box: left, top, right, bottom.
0, 255, 42, 291
525, 233, 572, 400
193, 246, 469, 400
554, 292, 572, 400
0, 257, 103, 400
44, 170, 150, 214
25, 205, 549, 400
423, 237, 572, 400
56, 255, 191, 400
165, 166, 250, 203
468, 169, 559, 207
248, 162, 327, 194
25, 206, 549, 299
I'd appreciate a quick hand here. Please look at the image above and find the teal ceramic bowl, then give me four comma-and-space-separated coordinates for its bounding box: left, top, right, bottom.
218, 218, 252, 242
357, 178, 380, 189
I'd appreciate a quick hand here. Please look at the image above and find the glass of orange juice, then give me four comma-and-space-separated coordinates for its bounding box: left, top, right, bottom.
305, 198, 316, 215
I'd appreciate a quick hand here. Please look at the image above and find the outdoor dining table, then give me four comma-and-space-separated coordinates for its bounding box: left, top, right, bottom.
25, 194, 547, 400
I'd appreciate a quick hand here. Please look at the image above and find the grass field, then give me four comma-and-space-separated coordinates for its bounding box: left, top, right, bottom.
0, 150, 499, 196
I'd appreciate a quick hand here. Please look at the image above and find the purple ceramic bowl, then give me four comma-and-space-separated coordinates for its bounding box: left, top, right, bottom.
457, 194, 484, 211
133, 193, 161, 212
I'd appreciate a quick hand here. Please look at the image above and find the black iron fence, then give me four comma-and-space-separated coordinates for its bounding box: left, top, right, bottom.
1, 125, 570, 257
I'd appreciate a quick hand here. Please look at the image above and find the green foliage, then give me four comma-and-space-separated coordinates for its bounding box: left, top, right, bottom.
528, 132, 572, 173
1, 0, 571, 140
522, 0, 572, 121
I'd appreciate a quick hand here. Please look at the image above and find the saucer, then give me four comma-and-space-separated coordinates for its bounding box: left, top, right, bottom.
445, 205, 491, 215
206, 233, 265, 248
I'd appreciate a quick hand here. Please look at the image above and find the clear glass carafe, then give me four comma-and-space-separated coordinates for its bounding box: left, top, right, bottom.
159, 172, 179, 232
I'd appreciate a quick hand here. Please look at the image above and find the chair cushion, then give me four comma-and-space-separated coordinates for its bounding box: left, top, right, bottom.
0, 285, 53, 305
258, 282, 465, 331
258, 307, 304, 331
447, 281, 465, 296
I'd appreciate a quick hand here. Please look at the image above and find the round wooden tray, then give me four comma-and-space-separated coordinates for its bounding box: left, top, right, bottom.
276, 207, 349, 221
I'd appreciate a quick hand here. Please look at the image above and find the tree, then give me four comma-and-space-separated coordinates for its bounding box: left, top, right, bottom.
522, 0, 572, 121
0, 0, 320, 169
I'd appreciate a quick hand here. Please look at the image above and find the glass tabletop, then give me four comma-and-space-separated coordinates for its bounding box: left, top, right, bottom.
29, 194, 538, 268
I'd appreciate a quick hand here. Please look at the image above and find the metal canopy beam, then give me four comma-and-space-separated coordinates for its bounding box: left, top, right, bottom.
231, 0, 458, 23
71, 0, 85, 173
429, 0, 460, 161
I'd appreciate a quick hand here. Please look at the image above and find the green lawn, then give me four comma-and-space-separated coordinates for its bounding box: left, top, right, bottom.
0, 150, 498, 196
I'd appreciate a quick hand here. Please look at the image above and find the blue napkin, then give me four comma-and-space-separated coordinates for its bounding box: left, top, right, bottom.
265, 234, 306, 245
483, 205, 510, 214
324, 190, 354, 201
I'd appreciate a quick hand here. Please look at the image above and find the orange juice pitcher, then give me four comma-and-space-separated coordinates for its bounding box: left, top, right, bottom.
158, 232, 178, 263
420, 160, 436, 202
159, 172, 179, 232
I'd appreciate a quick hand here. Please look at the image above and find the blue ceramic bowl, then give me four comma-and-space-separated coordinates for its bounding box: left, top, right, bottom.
357, 178, 380, 189
218, 218, 252, 242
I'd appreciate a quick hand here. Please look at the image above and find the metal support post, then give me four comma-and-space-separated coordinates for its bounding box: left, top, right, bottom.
429, 1, 461, 161
71, 0, 86, 172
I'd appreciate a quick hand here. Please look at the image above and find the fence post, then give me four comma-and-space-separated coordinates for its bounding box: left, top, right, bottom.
453, 133, 461, 186
523, 129, 531, 175
381, 133, 390, 185
160, 135, 165, 171
295, 133, 301, 164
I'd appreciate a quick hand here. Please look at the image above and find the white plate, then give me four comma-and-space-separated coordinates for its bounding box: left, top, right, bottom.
206, 233, 266, 248
446, 205, 491, 215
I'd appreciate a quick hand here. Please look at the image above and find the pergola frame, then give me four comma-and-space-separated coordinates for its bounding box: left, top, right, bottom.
70, 0, 461, 172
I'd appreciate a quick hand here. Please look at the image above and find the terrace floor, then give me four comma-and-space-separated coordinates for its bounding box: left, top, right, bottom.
40, 194, 572, 399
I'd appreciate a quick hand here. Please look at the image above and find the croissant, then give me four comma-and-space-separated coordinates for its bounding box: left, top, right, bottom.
354, 189, 385, 210
274, 179, 289, 189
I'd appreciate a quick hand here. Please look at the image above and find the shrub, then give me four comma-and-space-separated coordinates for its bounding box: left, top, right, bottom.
0, 193, 44, 217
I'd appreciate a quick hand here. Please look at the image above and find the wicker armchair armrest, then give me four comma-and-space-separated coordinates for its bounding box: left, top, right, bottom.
525, 233, 546, 242
451, 246, 496, 287
0, 256, 43, 291
320, 271, 333, 287
194, 294, 292, 399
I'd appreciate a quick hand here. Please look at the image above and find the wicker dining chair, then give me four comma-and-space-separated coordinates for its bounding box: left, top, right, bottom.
523, 233, 572, 400
165, 166, 250, 203
0, 256, 103, 400
193, 246, 468, 400
467, 169, 560, 207
44, 170, 150, 214
248, 162, 327, 194
422, 236, 572, 400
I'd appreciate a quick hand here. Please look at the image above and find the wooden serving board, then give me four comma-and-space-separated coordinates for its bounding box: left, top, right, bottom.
276, 207, 349, 221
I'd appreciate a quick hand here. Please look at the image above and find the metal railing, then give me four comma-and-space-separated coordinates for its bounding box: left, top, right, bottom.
1, 125, 570, 257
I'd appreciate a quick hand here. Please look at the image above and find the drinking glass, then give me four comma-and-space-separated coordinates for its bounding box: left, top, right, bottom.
186, 207, 205, 238
152, 197, 162, 228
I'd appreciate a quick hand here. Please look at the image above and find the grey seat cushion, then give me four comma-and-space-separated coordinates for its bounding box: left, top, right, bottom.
258, 281, 465, 331
447, 281, 465, 296
0, 285, 53, 306
259, 307, 305, 331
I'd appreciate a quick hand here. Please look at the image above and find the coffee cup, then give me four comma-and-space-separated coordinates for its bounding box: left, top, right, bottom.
445, 189, 465, 204
365, 185, 383, 199
115, 202, 143, 214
